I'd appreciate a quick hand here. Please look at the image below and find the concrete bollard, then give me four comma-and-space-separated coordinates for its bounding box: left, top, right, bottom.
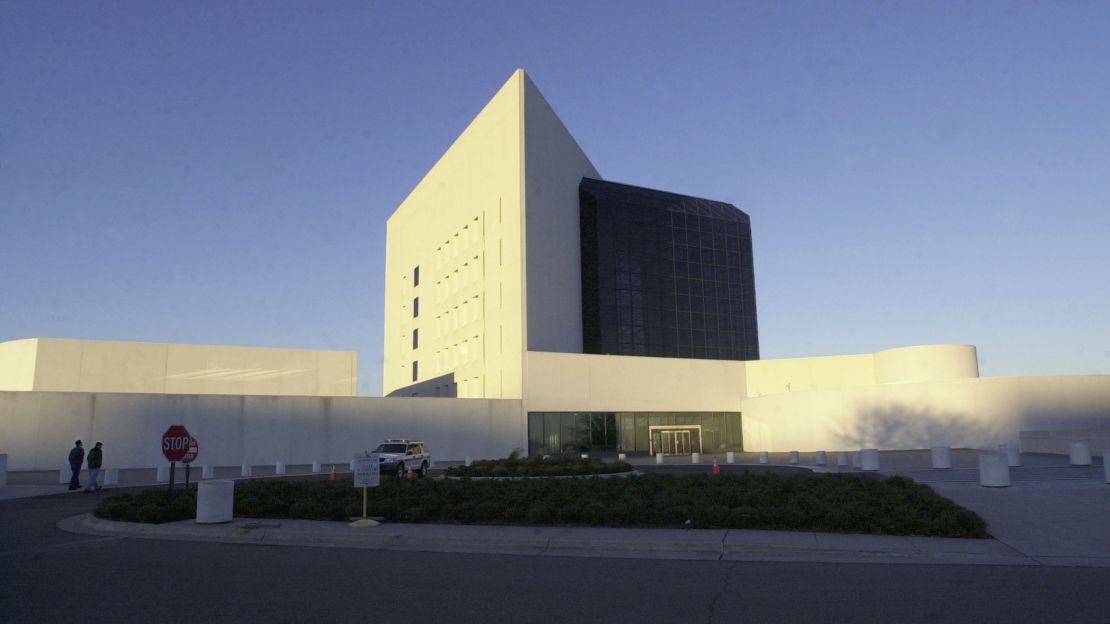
1069, 442, 1092, 466
759, 451, 769, 464
692, 452, 701, 464
860, 449, 880, 471
156, 466, 170, 482
104, 468, 119, 486
59, 465, 70, 484
726, 451, 735, 464
1104, 451, 1109, 485
852, 452, 862, 469
0, 453, 7, 486
655, 453, 664, 465
999, 443, 1021, 467
618, 453, 627, 461
275, 462, 286, 475
202, 465, 215, 479
240, 463, 252, 478
788, 451, 800, 465
978, 451, 1011, 487
931, 446, 952, 469
312, 461, 321, 473
815, 451, 827, 466
464, 457, 472, 467
196, 479, 234, 524
836, 451, 850, 467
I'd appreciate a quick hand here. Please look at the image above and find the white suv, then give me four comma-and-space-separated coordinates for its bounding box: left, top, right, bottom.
373, 439, 431, 478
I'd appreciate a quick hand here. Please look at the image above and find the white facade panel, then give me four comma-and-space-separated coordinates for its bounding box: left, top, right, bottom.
521, 73, 600, 354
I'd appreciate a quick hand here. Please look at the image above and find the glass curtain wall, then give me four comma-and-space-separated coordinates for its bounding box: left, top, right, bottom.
580, 178, 759, 361
527, 411, 743, 456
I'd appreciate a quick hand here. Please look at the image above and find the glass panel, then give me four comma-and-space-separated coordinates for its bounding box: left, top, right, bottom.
528, 413, 544, 455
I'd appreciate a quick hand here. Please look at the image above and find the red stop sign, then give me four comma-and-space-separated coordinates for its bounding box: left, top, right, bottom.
162, 425, 192, 462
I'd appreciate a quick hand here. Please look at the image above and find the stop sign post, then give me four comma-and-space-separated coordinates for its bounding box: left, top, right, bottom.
161, 425, 193, 493
182, 437, 199, 488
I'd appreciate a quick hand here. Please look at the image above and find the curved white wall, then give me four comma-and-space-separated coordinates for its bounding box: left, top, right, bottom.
740, 374, 1110, 452
874, 344, 979, 385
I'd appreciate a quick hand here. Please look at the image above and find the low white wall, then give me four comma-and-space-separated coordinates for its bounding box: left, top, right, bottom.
741, 374, 1110, 452
1021, 427, 1110, 456
0, 391, 523, 471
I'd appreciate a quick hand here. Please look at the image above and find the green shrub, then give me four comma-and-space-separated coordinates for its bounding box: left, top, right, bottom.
98, 500, 135, 521
502, 505, 526, 523
581, 502, 608, 525
446, 454, 632, 478
92, 471, 988, 538
474, 501, 503, 521
523, 504, 549, 524
136, 503, 168, 524
556, 505, 581, 524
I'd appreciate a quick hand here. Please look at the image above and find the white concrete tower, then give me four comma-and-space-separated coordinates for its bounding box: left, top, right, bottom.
383, 70, 598, 398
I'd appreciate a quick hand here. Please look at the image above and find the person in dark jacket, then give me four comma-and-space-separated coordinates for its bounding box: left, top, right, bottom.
67, 440, 84, 491
84, 442, 103, 492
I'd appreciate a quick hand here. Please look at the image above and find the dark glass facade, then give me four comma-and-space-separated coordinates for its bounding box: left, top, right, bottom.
527, 411, 744, 456
580, 178, 759, 361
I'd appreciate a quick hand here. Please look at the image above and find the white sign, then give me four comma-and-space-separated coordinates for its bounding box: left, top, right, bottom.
353, 453, 380, 488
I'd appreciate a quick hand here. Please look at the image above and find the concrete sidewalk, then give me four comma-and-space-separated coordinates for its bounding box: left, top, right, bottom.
61, 512, 1037, 566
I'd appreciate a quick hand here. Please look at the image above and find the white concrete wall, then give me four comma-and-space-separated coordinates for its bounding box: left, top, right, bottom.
383, 69, 527, 399
523, 351, 747, 413
0, 338, 357, 396
874, 344, 979, 384
1021, 427, 1110, 456
521, 72, 600, 354
0, 338, 38, 391
741, 374, 1110, 452
0, 391, 523, 470
744, 353, 876, 397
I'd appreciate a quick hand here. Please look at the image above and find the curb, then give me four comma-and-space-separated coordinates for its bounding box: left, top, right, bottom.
57, 513, 1077, 567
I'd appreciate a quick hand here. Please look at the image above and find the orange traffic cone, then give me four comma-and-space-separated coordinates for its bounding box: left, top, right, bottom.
712, 459, 721, 475
406, 468, 415, 481
329, 465, 337, 481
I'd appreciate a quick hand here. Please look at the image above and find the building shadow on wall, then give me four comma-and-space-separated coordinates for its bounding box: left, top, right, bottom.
832, 395, 1110, 451
386, 373, 457, 398
831, 402, 982, 450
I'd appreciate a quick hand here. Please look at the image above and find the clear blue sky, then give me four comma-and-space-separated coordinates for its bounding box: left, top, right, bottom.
3, 1, 1108, 395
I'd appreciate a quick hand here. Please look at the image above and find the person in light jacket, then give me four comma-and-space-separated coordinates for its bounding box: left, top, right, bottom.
84, 442, 103, 492
67, 440, 84, 491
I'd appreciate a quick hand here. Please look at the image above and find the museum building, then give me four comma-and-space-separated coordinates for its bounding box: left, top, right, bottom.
2, 69, 1109, 472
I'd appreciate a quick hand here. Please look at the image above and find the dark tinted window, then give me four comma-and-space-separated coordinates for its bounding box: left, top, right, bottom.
580, 178, 758, 361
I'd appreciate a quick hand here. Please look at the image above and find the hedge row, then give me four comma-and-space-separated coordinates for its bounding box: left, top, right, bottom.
445, 455, 632, 478
94, 472, 987, 538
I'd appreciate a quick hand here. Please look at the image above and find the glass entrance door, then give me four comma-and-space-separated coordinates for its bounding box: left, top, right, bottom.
649, 426, 703, 455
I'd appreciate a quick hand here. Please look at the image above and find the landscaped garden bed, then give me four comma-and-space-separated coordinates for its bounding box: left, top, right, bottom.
94, 472, 988, 538
444, 453, 632, 478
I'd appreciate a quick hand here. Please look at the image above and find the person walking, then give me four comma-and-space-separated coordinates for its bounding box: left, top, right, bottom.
67, 440, 84, 491
84, 442, 103, 492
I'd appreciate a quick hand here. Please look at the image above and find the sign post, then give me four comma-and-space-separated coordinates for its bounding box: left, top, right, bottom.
182, 437, 199, 489
161, 425, 192, 497
350, 452, 380, 528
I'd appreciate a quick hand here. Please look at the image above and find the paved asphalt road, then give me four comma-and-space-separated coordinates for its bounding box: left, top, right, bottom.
4, 489, 1110, 624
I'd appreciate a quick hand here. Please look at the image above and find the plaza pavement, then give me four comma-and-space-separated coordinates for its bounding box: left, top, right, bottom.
7, 449, 1107, 567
